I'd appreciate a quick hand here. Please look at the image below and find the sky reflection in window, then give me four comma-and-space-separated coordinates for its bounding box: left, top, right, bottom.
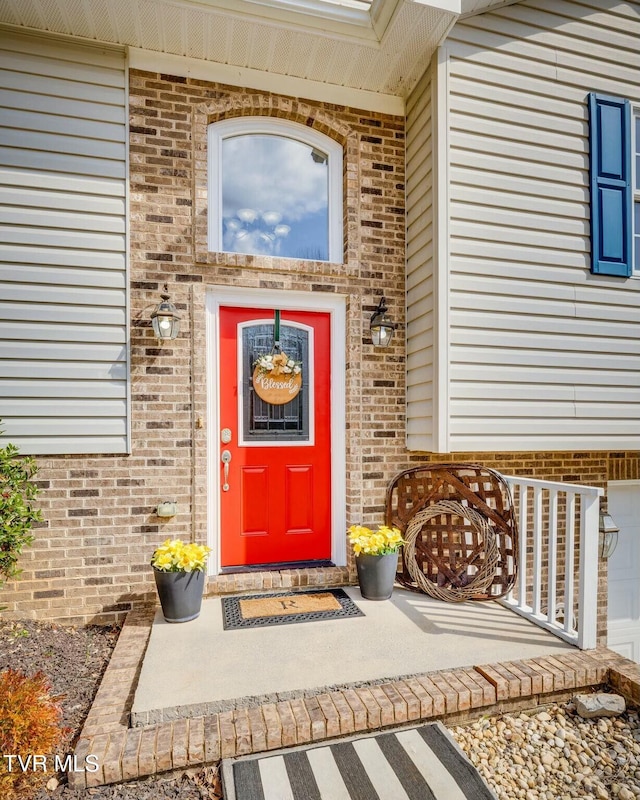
222, 134, 329, 261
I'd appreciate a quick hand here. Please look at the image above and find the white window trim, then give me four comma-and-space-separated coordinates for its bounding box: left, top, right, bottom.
207, 117, 344, 263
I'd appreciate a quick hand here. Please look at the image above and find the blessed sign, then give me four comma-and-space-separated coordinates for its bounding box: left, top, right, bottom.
252, 367, 302, 405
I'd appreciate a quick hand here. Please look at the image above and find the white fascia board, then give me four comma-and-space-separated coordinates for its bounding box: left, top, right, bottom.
176, 0, 379, 41
408, 0, 461, 14
459, 0, 520, 18
0, 22, 126, 54
369, 0, 402, 39
128, 48, 405, 116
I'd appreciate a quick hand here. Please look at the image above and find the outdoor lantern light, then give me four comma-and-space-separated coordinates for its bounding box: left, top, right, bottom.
599, 510, 620, 559
370, 296, 396, 348
151, 284, 180, 341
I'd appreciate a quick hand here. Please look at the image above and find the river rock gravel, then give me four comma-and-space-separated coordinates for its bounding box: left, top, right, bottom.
451, 701, 640, 800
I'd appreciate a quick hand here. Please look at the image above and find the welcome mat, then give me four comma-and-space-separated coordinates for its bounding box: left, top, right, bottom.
222, 588, 364, 630
222, 722, 497, 799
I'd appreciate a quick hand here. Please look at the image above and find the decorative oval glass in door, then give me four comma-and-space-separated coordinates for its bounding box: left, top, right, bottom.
241, 322, 311, 444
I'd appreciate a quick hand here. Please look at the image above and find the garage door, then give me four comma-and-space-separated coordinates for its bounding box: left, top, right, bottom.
607, 482, 640, 663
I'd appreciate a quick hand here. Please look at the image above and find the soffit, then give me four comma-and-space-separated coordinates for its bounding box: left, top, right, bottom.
0, 0, 519, 97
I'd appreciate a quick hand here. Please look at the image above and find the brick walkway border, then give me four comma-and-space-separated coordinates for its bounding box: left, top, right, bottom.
69, 605, 640, 789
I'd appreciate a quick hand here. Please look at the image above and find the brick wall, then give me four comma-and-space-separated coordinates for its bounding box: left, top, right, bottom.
2, 70, 638, 643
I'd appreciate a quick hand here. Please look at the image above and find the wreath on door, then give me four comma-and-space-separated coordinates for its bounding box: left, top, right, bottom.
252, 311, 303, 405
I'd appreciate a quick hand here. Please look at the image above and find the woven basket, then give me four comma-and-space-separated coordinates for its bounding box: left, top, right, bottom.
403, 500, 499, 602
386, 463, 518, 600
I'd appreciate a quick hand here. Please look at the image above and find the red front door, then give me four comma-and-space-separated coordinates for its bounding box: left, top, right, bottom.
219, 306, 332, 567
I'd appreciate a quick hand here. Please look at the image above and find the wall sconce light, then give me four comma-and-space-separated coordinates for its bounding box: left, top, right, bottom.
369, 296, 397, 348
156, 501, 177, 518
599, 510, 620, 559
151, 284, 180, 341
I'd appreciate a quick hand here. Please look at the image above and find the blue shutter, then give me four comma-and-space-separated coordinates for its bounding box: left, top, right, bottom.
588, 93, 632, 276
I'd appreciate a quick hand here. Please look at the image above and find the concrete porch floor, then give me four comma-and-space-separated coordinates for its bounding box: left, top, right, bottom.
132, 587, 577, 725
68, 589, 640, 791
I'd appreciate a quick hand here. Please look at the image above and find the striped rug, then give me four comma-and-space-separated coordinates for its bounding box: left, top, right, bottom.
222, 722, 496, 800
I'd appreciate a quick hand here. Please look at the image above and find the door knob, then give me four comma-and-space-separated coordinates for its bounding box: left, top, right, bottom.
221, 449, 232, 492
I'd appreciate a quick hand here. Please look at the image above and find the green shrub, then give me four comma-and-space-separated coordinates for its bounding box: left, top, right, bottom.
0, 669, 66, 799
0, 438, 42, 587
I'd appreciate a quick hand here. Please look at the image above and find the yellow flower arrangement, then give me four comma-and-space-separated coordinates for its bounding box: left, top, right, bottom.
347, 524, 405, 556
151, 538, 211, 573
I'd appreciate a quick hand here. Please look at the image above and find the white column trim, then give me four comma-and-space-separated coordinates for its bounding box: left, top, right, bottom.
124, 51, 132, 455
205, 287, 347, 574
432, 45, 451, 453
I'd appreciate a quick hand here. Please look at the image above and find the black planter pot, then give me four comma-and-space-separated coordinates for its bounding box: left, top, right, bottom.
355, 552, 398, 601
153, 568, 205, 623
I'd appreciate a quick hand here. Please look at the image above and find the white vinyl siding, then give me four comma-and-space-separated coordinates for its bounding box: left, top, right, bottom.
406, 64, 435, 452
0, 29, 127, 455
443, 0, 640, 451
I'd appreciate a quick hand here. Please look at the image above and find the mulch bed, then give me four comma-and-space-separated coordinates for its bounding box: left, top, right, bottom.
0, 619, 222, 799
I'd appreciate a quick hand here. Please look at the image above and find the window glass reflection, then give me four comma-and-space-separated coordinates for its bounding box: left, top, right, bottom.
222, 134, 329, 261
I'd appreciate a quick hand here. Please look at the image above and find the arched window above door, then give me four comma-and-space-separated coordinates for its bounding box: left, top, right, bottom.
208, 117, 343, 263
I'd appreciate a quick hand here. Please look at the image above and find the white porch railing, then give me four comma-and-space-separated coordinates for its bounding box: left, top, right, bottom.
500, 475, 603, 650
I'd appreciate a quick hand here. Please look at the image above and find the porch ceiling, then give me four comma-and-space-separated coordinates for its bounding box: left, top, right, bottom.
0, 0, 519, 99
